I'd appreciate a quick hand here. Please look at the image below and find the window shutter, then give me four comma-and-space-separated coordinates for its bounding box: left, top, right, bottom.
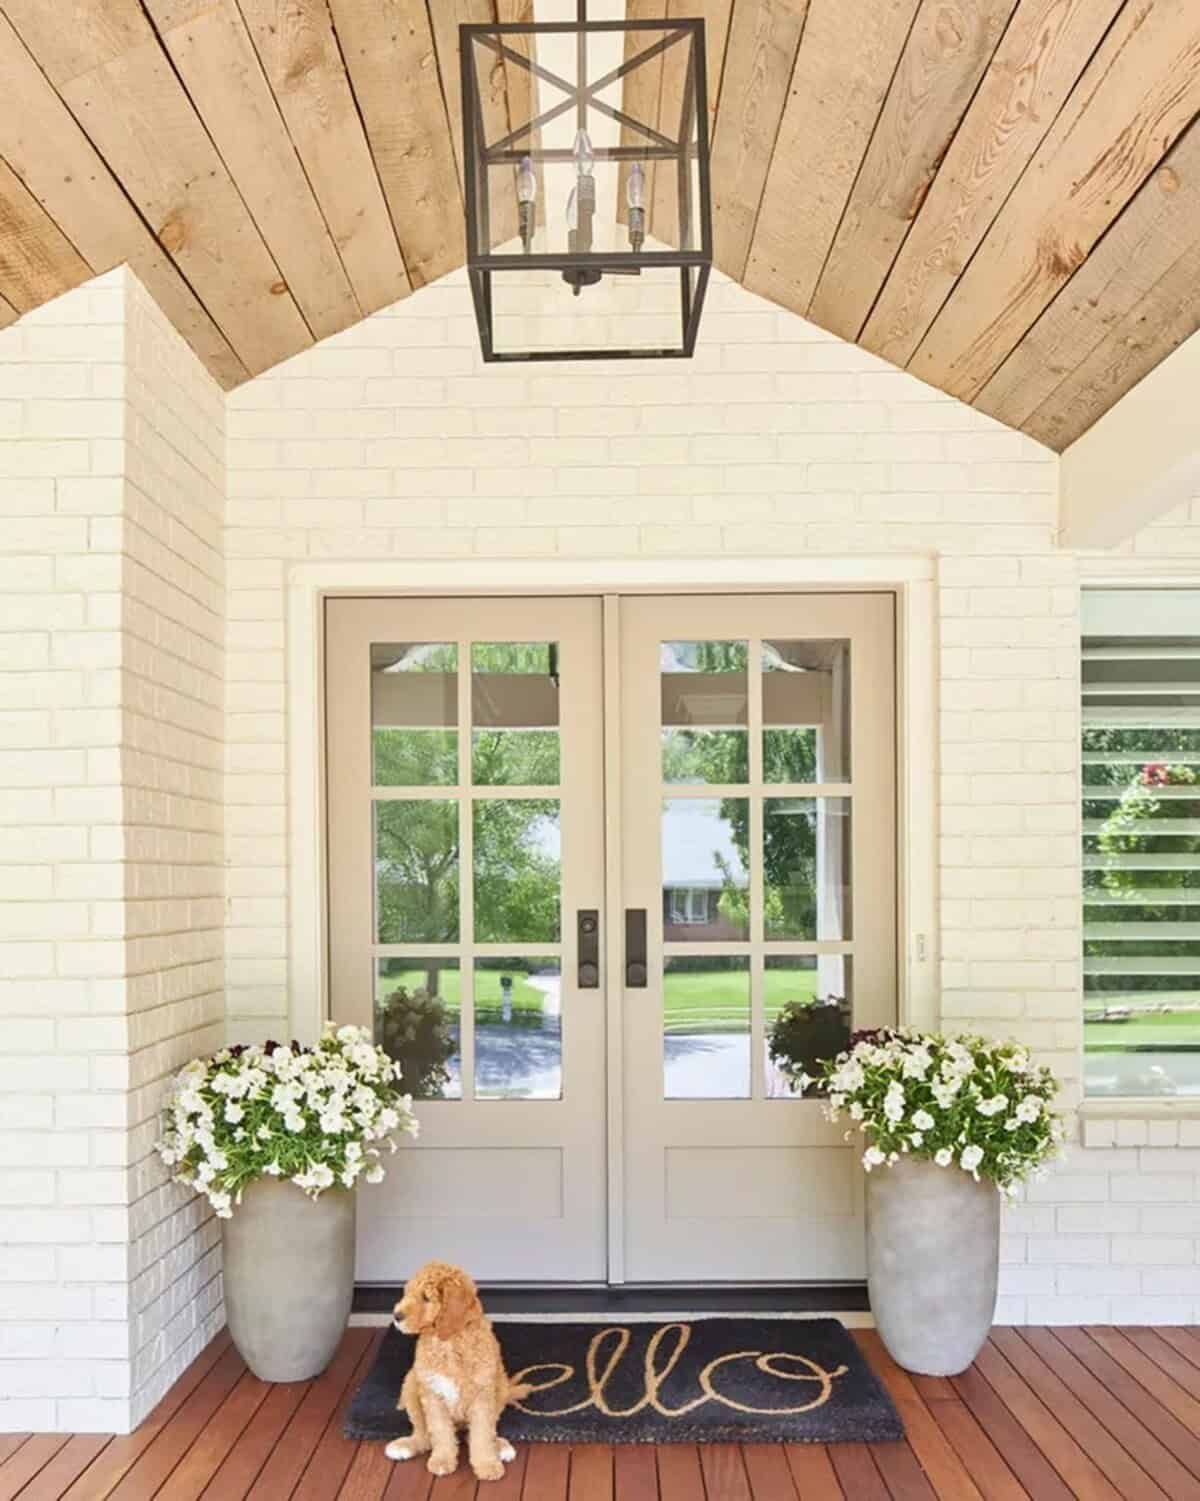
1082, 591, 1200, 1097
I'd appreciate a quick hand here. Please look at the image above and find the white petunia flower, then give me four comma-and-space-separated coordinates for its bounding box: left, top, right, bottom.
863, 1146, 886, 1171
912, 1109, 935, 1132
934, 1148, 953, 1167
960, 1145, 984, 1173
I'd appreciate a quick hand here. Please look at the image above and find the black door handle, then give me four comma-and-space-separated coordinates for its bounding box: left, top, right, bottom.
577, 909, 599, 988
625, 908, 647, 987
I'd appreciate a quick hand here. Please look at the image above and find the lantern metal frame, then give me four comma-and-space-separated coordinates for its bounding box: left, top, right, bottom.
460, 7, 712, 362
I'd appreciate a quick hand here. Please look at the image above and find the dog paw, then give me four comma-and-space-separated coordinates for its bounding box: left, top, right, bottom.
473, 1459, 506, 1481
385, 1440, 416, 1462
427, 1454, 457, 1477
497, 1439, 516, 1463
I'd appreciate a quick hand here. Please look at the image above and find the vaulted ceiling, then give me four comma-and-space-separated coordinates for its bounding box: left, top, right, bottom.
1, 1, 1198, 452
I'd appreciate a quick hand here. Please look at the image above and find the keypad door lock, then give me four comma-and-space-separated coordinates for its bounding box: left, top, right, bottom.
577, 909, 599, 988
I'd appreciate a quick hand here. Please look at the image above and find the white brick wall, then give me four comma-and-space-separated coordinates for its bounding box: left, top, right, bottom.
4, 263, 1200, 1434
0, 270, 224, 1433
225, 267, 1200, 1327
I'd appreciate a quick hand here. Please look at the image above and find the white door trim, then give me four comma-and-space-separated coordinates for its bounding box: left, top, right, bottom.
285, 556, 938, 1069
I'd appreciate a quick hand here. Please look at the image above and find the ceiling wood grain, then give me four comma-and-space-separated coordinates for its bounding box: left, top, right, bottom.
808, 0, 1018, 342
742, 0, 922, 316
0, 0, 1196, 448
909, 0, 1200, 401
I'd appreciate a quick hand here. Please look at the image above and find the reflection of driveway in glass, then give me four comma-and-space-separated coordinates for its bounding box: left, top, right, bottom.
525, 972, 561, 1018
663, 1033, 749, 1099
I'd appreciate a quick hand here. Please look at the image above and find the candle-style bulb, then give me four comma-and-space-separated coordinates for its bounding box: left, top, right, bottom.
627, 162, 645, 209
627, 162, 646, 252
517, 155, 536, 204
572, 128, 594, 178
516, 154, 536, 252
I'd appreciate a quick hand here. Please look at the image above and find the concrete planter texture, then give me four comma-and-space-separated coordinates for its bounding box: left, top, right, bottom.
866, 1155, 1000, 1376
221, 1177, 357, 1382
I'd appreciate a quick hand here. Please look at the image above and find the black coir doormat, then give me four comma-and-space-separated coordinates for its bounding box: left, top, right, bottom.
344, 1318, 902, 1444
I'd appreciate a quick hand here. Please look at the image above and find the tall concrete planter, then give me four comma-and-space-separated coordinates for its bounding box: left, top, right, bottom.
866, 1156, 1000, 1376
221, 1178, 356, 1382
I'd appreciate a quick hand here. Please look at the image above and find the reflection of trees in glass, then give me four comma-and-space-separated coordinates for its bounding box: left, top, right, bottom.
376, 799, 459, 943
372, 636, 564, 936
474, 801, 560, 942
472, 642, 555, 674
473, 729, 559, 785
661, 636, 819, 939
1085, 727, 1200, 1001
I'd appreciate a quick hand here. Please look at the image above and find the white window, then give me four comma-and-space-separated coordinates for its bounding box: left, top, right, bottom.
667, 887, 709, 925
1082, 590, 1200, 1099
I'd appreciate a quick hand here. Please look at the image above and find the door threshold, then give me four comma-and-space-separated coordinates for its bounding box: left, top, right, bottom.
353, 1282, 869, 1317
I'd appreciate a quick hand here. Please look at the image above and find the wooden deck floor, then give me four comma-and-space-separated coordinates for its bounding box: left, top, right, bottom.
3, 1324, 1200, 1499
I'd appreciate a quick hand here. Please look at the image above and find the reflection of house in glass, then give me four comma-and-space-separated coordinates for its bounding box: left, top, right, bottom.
662, 798, 748, 941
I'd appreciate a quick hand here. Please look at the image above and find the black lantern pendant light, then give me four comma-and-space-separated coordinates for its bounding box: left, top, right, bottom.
461, 1, 712, 361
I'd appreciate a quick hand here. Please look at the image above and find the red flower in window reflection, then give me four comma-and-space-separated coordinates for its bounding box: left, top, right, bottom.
1141, 763, 1170, 787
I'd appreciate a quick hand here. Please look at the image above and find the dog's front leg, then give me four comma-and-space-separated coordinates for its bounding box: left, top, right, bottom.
423, 1394, 459, 1476
385, 1370, 431, 1463
467, 1403, 505, 1481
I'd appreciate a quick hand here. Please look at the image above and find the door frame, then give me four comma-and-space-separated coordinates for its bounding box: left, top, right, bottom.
286, 556, 938, 1283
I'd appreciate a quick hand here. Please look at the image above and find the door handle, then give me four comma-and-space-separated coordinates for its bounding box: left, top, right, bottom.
577, 909, 599, 988
625, 908, 647, 988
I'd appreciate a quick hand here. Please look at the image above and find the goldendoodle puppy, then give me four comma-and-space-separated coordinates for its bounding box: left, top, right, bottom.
386, 1261, 529, 1481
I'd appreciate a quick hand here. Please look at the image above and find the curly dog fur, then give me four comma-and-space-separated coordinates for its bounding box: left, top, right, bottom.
385, 1261, 529, 1481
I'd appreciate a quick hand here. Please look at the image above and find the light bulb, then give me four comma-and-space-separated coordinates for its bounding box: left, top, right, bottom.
572, 128, 594, 177
627, 162, 645, 210
516, 154, 536, 253
627, 162, 646, 253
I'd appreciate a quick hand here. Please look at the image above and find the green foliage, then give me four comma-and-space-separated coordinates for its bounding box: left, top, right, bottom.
377, 986, 458, 1099
768, 999, 850, 1091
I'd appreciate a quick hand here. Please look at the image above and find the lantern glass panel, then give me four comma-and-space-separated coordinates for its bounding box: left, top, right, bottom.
463, 17, 709, 361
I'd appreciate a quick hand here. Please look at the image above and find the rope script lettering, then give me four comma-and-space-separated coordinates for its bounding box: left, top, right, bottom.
510, 1323, 849, 1418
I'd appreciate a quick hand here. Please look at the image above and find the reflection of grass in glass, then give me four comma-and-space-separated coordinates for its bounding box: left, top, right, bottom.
663, 966, 818, 1036
373, 967, 552, 1020
763, 965, 820, 1025
1085, 1009, 1200, 1049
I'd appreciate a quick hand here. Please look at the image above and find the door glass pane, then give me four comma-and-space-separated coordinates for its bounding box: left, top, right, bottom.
475, 957, 562, 1100
663, 956, 750, 1099
662, 640, 749, 783
472, 642, 560, 785
376, 958, 461, 1100
763, 797, 851, 941
473, 800, 561, 942
375, 799, 459, 943
763, 639, 850, 783
371, 643, 458, 786
663, 797, 749, 941
764, 956, 853, 1098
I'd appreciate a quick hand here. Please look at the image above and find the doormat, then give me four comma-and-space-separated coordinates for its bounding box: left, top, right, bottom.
344, 1318, 903, 1444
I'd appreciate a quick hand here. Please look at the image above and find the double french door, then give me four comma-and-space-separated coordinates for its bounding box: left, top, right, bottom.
325, 592, 895, 1284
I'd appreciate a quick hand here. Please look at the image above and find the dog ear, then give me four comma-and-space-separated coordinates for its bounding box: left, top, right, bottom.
434, 1273, 479, 1340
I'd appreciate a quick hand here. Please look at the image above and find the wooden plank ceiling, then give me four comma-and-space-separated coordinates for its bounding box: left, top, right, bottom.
1, 0, 1199, 450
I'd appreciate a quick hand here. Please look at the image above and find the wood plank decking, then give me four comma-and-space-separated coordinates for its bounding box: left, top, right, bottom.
3, 1325, 1200, 1499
